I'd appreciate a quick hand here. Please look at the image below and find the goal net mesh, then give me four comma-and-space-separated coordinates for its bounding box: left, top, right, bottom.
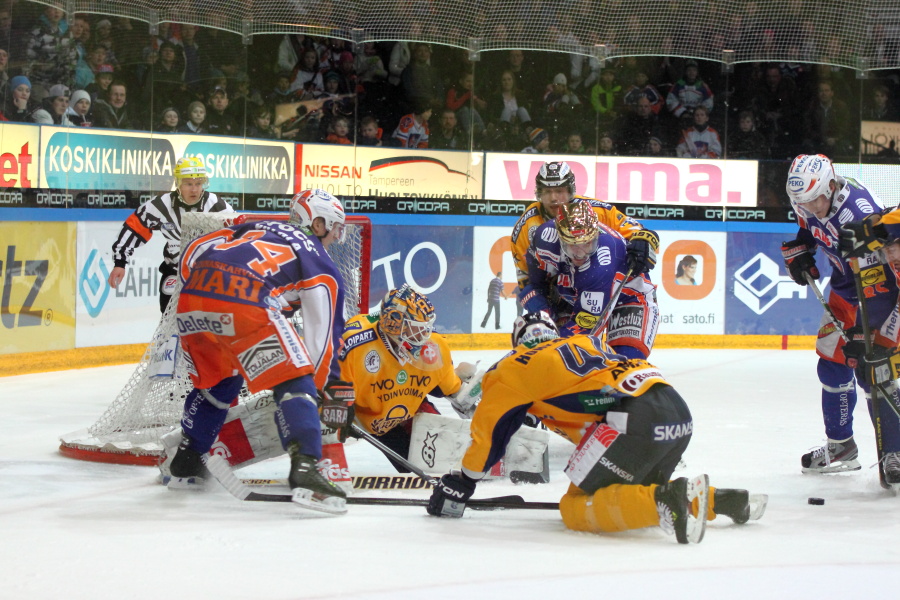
48, 0, 900, 70
59, 212, 371, 464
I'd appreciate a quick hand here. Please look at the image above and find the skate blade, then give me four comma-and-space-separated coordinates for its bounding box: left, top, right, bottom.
685, 474, 709, 544
801, 458, 861, 474
291, 488, 348, 515
167, 475, 208, 490
748, 493, 768, 521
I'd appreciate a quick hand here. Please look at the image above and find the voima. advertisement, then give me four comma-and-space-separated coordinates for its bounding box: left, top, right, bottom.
484, 154, 759, 207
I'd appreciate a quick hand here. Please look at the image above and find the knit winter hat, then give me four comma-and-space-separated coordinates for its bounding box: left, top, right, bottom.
529, 128, 548, 145
10, 75, 31, 90
70, 89, 91, 107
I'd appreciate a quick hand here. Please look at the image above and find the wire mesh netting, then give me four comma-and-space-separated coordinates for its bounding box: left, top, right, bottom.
59, 212, 371, 460
34, 0, 900, 70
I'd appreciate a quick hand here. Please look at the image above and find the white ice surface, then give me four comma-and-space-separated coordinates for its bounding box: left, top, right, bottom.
2, 348, 900, 600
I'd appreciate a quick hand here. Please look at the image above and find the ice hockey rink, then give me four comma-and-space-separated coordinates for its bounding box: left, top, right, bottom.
3, 347, 899, 600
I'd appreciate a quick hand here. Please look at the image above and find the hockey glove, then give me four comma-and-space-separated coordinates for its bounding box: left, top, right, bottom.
841, 326, 868, 368
320, 380, 355, 443
839, 213, 887, 258
861, 345, 900, 386
427, 472, 477, 518
625, 229, 659, 274
780, 239, 819, 286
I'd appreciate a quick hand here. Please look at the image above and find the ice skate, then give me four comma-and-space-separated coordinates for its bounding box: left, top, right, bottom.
655, 474, 708, 544
801, 437, 861, 473
167, 436, 209, 490
883, 451, 900, 488
287, 443, 348, 515
713, 488, 768, 524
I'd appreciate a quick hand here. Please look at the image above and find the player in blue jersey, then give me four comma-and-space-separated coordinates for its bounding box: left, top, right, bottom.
519, 201, 659, 358
781, 154, 900, 478
164, 189, 355, 514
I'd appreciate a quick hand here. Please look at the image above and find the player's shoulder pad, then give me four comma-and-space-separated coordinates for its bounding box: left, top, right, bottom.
511, 203, 541, 242
339, 326, 377, 360
577, 195, 615, 211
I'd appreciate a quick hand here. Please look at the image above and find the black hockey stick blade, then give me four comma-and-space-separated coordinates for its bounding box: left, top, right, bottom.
346, 495, 559, 511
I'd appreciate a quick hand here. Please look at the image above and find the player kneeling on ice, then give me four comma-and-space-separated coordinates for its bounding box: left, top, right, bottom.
165, 189, 354, 515
427, 312, 767, 544
338, 285, 487, 469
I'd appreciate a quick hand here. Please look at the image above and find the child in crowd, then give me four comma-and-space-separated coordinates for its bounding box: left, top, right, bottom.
247, 104, 278, 139
325, 116, 352, 144
67, 89, 92, 127
358, 115, 384, 146
179, 101, 207, 133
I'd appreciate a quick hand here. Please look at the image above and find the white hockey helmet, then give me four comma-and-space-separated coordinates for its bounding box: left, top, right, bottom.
785, 154, 836, 214
511, 311, 559, 349
289, 188, 346, 240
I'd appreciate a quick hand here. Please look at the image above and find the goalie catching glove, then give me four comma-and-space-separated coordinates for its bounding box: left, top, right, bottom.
625, 229, 659, 274
448, 361, 484, 419
427, 472, 477, 518
320, 380, 356, 443
839, 213, 887, 259
781, 239, 819, 286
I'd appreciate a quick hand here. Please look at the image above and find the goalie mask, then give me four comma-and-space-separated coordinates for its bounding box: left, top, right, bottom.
556, 201, 600, 266
380, 284, 436, 360
289, 188, 346, 241
512, 311, 559, 348
785, 154, 836, 219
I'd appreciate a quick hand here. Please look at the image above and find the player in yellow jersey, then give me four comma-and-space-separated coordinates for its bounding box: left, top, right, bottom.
510, 161, 657, 298
426, 312, 767, 544
339, 284, 477, 470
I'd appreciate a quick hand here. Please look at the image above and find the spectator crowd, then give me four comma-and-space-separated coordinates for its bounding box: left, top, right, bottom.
1, 2, 899, 163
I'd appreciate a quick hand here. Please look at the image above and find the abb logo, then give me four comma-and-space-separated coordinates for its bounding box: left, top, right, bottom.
0, 143, 34, 187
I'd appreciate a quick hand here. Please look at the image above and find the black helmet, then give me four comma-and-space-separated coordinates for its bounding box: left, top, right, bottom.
535, 161, 576, 201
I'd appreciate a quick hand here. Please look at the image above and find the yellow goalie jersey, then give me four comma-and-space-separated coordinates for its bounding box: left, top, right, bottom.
339, 314, 462, 435
461, 334, 669, 475
510, 196, 644, 287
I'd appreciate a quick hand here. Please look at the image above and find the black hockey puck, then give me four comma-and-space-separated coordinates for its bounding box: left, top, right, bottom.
808, 497, 825, 505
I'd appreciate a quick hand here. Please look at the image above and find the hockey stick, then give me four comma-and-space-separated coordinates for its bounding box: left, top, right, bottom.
350, 423, 439, 486
206, 455, 555, 509
848, 257, 891, 489
804, 273, 850, 343
589, 266, 635, 337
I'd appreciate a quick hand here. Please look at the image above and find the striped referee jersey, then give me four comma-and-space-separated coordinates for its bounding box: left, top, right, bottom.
111, 190, 234, 270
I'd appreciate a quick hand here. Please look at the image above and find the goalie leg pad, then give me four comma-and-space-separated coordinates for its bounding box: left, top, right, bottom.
408, 413, 550, 477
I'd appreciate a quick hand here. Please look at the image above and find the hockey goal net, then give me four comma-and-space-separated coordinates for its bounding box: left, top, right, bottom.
59, 212, 372, 465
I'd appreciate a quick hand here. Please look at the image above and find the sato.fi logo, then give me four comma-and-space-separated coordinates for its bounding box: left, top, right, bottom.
79, 248, 110, 317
